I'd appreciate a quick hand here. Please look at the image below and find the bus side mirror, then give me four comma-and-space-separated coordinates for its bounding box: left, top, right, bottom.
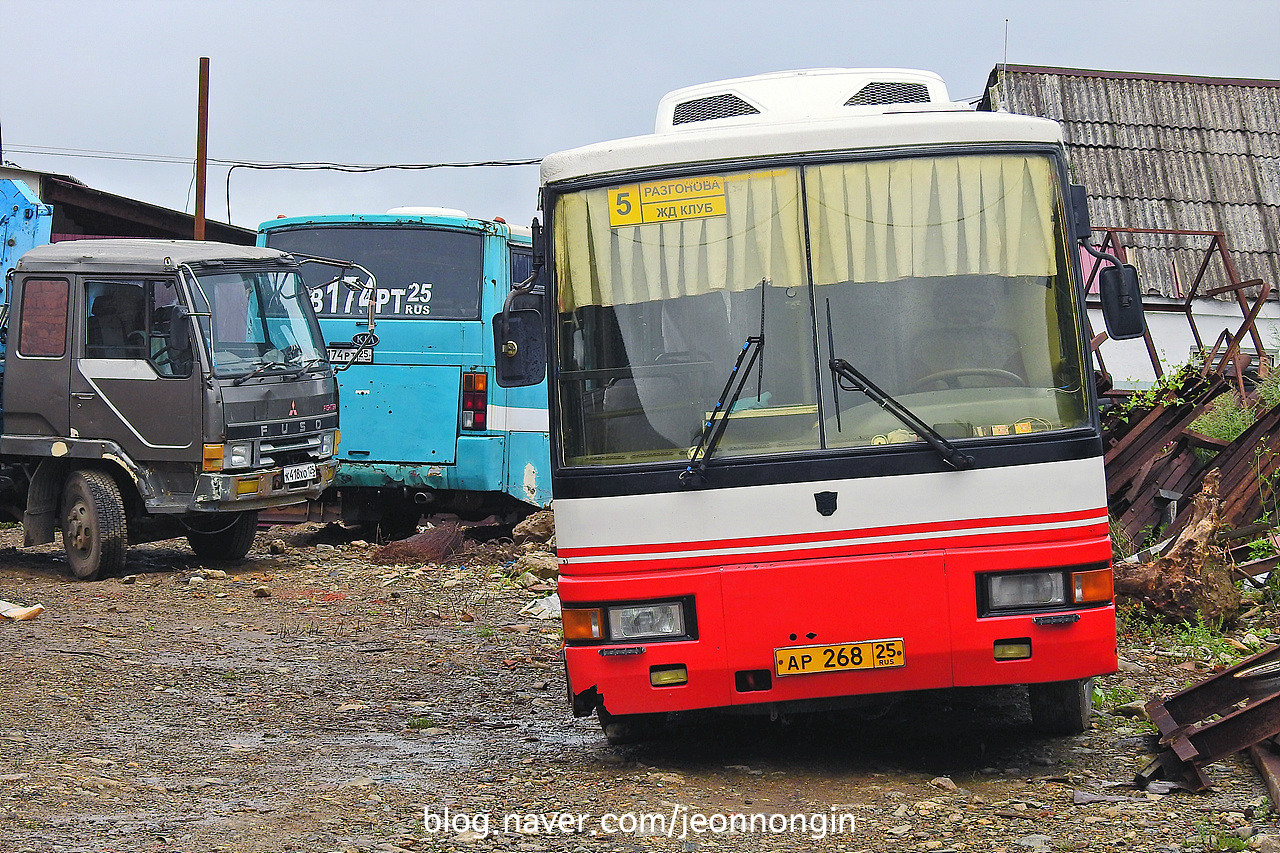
1099, 264, 1146, 341
493, 308, 546, 387
1070, 184, 1093, 242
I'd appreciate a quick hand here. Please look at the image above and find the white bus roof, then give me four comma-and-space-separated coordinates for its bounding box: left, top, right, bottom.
541, 69, 1064, 187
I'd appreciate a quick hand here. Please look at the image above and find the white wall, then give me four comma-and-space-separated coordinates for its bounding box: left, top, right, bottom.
1089, 297, 1280, 389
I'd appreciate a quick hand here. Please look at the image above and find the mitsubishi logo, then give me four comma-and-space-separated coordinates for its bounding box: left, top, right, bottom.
289, 401, 298, 417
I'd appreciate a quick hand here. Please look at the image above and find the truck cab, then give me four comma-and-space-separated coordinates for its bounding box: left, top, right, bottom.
0, 239, 340, 579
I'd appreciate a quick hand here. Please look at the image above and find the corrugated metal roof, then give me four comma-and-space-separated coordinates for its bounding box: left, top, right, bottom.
980, 65, 1279, 299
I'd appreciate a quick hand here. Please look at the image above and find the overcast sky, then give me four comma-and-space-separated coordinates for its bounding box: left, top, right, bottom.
3, 0, 1277, 233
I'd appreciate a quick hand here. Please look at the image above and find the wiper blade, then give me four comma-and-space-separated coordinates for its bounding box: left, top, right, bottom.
823, 298, 972, 471
828, 357, 974, 471
679, 335, 763, 488
231, 360, 289, 385
284, 357, 325, 378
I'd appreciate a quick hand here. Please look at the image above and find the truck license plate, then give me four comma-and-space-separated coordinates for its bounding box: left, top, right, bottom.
327, 346, 373, 364
774, 638, 905, 677
282, 463, 317, 485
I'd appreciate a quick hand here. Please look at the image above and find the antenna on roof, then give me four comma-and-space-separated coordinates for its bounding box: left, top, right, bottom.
1000, 18, 1010, 112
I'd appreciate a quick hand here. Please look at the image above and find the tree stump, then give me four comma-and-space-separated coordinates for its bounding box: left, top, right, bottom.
1114, 470, 1242, 623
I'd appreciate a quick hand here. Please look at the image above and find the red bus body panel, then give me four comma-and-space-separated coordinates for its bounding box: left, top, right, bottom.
562, 528, 1116, 717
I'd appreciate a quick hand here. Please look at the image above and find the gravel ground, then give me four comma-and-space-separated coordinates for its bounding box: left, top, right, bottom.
1, 522, 1277, 853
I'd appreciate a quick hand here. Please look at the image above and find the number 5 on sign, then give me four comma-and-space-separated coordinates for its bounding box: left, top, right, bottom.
608, 186, 643, 227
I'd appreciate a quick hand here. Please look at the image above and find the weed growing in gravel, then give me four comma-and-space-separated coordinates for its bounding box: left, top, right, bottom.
407, 714, 436, 730
1195, 817, 1249, 851
1092, 683, 1138, 709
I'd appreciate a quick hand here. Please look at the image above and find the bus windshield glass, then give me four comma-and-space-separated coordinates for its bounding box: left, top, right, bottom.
552, 153, 1088, 467
189, 268, 327, 378
263, 225, 484, 320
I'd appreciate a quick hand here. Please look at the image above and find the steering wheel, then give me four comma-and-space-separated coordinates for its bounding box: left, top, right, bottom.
907, 368, 1026, 393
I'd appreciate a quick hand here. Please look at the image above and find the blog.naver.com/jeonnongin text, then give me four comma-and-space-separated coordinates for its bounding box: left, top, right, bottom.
424, 804, 859, 841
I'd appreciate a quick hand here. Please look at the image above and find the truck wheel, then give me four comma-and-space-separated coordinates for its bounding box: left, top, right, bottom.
61, 470, 128, 581
379, 506, 422, 541
1029, 677, 1093, 735
596, 708, 665, 746
186, 511, 258, 560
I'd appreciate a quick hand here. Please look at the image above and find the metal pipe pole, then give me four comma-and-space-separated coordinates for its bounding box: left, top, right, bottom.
194, 57, 209, 240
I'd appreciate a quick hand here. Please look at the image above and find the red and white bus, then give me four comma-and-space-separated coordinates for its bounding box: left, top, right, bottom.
513, 69, 1142, 742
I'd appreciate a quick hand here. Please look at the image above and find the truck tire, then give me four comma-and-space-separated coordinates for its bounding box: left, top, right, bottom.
1028, 677, 1094, 735
186, 511, 258, 560
61, 470, 128, 581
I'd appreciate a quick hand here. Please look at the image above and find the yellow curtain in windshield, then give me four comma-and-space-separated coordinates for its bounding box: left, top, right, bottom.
554, 169, 804, 313
806, 155, 1057, 285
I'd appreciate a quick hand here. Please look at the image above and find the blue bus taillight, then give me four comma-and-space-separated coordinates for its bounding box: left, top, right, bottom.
461, 371, 487, 430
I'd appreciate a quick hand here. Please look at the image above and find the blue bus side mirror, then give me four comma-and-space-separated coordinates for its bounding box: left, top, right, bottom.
494, 308, 546, 387
1099, 264, 1145, 341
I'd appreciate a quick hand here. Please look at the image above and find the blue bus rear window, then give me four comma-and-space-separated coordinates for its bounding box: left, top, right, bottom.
264, 225, 484, 320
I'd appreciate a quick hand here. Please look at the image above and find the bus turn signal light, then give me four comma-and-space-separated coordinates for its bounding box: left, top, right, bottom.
562, 608, 604, 640
1072, 567, 1113, 606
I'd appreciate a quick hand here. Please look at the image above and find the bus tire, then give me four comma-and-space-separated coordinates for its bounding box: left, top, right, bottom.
61, 470, 128, 581
1029, 677, 1093, 735
187, 511, 258, 560
597, 708, 665, 746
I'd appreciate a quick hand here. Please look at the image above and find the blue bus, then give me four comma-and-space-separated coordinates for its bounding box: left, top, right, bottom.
258, 208, 550, 537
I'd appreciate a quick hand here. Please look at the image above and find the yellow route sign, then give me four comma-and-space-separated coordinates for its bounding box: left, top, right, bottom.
608, 176, 727, 227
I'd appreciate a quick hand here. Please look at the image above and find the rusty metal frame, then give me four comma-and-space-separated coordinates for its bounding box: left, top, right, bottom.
1085, 228, 1272, 390
1141, 644, 1280, 792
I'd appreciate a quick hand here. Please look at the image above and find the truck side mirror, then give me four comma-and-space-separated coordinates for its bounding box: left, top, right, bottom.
493, 308, 546, 387
1099, 264, 1146, 341
170, 304, 191, 352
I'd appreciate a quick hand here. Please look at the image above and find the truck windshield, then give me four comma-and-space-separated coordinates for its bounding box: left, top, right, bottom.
189, 268, 327, 378
262, 224, 484, 320
552, 153, 1089, 467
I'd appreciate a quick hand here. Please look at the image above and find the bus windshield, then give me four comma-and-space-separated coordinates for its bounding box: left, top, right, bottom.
552, 153, 1089, 467
189, 268, 327, 378
263, 225, 484, 320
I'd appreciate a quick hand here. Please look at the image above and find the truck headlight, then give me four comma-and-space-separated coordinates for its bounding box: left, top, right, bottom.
986, 571, 1066, 610
607, 602, 685, 640
319, 430, 336, 457
225, 442, 253, 469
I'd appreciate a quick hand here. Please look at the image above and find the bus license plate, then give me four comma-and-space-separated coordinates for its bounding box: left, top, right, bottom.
774, 638, 905, 677
327, 347, 372, 364
282, 463, 317, 485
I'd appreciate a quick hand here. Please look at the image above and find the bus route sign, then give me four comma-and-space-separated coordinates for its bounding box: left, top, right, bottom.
608, 176, 727, 227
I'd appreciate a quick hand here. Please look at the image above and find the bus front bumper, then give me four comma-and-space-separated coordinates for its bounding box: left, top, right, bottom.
561, 546, 1117, 718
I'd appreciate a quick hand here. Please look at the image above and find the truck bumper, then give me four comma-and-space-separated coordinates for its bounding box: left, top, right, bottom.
190, 460, 336, 512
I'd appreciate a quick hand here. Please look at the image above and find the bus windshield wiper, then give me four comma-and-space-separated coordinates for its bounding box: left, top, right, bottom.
825, 300, 972, 471
679, 335, 763, 488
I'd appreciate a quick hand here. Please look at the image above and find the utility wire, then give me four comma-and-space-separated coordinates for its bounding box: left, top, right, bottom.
5, 142, 541, 224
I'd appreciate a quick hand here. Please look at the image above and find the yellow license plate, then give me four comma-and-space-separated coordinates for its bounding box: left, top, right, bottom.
774, 638, 905, 677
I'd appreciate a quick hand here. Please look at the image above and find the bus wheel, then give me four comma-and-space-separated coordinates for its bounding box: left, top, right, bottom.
61, 470, 128, 581
187, 511, 258, 560
597, 708, 665, 746
1029, 678, 1093, 735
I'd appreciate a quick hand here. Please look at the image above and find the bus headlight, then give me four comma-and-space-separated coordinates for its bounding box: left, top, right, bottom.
608, 602, 685, 640
986, 571, 1066, 610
